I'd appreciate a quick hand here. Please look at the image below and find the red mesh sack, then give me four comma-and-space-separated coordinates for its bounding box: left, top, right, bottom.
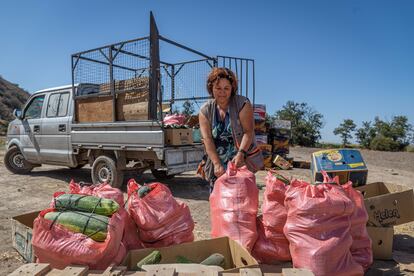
127, 179, 194, 247
68, 180, 143, 250
32, 208, 124, 270
252, 216, 289, 264
69, 180, 124, 206
210, 162, 259, 252
253, 171, 291, 262
142, 228, 195, 248
163, 114, 186, 126
342, 181, 373, 271
283, 178, 363, 276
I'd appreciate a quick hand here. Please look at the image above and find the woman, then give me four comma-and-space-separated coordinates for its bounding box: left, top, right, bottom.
199, 67, 263, 191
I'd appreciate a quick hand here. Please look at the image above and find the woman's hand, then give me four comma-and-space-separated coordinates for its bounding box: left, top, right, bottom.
232, 151, 245, 168
213, 162, 225, 178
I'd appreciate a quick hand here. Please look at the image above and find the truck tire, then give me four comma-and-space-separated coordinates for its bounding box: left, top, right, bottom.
4, 146, 34, 174
151, 169, 175, 180
91, 155, 124, 188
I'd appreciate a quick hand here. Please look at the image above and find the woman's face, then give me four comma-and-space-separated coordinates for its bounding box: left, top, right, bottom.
212, 78, 232, 104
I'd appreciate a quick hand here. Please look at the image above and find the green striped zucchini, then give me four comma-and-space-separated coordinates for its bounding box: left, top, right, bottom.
54, 194, 119, 216
44, 211, 109, 242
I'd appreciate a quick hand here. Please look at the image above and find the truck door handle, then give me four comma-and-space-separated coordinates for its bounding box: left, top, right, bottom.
33, 125, 40, 133
58, 124, 66, 132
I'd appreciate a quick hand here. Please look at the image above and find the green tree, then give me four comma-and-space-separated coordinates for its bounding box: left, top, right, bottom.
372, 116, 412, 151
182, 100, 195, 116
275, 101, 324, 147
356, 121, 376, 149
333, 119, 356, 147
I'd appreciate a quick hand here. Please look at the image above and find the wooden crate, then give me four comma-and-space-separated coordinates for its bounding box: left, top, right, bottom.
75, 92, 150, 122
75, 96, 113, 123
9, 263, 314, 276
99, 77, 149, 94
116, 92, 149, 121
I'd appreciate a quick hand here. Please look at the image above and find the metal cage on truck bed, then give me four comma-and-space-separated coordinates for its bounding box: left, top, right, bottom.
71, 12, 256, 123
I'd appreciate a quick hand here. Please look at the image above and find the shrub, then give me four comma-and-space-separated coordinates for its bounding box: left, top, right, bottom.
370, 136, 400, 152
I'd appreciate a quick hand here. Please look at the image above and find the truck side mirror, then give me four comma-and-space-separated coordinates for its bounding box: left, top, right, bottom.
13, 109, 22, 120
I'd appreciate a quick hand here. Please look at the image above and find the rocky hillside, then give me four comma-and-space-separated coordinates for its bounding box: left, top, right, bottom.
0, 76, 30, 134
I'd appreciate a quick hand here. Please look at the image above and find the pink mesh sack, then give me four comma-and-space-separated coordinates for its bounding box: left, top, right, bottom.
163, 114, 186, 126
252, 171, 291, 262
32, 208, 124, 270
127, 179, 194, 247
68, 180, 143, 250
342, 182, 373, 271
210, 162, 259, 252
252, 216, 289, 264
283, 177, 363, 276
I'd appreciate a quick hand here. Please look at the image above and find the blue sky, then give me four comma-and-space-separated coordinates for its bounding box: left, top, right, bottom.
1, 0, 413, 142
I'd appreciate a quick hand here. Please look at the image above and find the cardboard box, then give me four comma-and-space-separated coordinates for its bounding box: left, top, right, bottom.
122, 237, 258, 271
271, 120, 291, 130
273, 155, 292, 170
356, 182, 414, 227
367, 226, 394, 260
164, 128, 193, 146
11, 211, 39, 262
253, 104, 266, 121
255, 135, 268, 145
311, 149, 368, 186
254, 120, 266, 133
272, 139, 289, 151
258, 144, 272, 153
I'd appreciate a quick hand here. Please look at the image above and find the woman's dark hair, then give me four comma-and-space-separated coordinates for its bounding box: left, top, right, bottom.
206, 67, 238, 96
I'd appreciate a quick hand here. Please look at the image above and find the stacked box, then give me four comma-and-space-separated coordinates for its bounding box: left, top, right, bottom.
253, 104, 266, 121
253, 104, 268, 168
258, 144, 272, 168
269, 120, 291, 160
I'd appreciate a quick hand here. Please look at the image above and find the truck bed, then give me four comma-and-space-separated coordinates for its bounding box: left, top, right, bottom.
71, 121, 164, 150
70, 121, 205, 171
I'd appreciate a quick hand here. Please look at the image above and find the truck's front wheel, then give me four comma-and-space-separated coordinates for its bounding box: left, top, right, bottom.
4, 146, 34, 174
91, 155, 124, 188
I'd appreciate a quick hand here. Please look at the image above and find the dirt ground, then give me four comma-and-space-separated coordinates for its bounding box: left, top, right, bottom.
0, 144, 413, 275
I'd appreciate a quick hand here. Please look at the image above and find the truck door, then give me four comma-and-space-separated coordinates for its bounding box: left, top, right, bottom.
20, 94, 45, 163
39, 91, 71, 165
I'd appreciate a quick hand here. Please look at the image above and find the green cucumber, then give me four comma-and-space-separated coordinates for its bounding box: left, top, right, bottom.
136, 250, 162, 269
200, 253, 225, 267
44, 211, 109, 242
176, 255, 194, 263
54, 194, 119, 216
